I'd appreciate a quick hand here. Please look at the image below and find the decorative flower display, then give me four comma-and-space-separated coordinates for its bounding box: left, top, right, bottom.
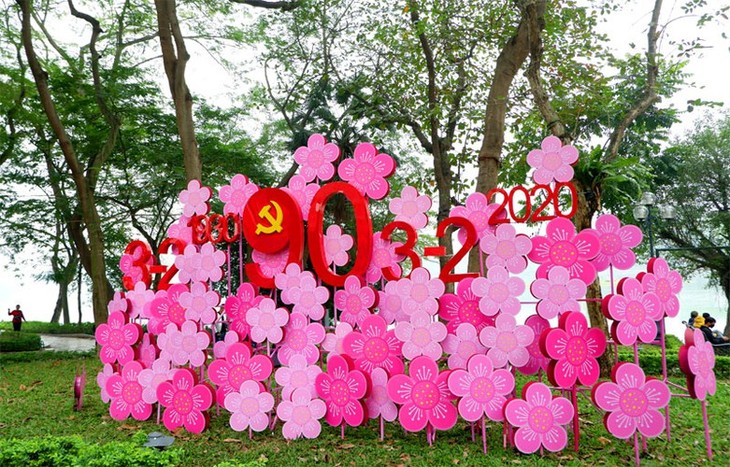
367, 368, 397, 422
438, 278, 493, 334
542, 311, 606, 388
294, 133, 340, 182
225, 380, 275, 433
106, 361, 152, 421
526, 135, 579, 185
180, 281, 220, 325
530, 265, 586, 320
275, 354, 323, 401
278, 313, 325, 366
471, 266, 524, 317
283, 174, 320, 219
321, 322, 353, 356
337, 141, 395, 200
251, 249, 289, 280
480, 223, 532, 274
175, 245, 201, 285
603, 277, 662, 346
157, 368, 214, 434
125, 282, 154, 320
219, 174, 259, 216
528, 217, 600, 286
517, 314, 551, 376
119, 254, 146, 287
246, 297, 289, 344
276, 388, 327, 440
315, 355, 368, 427
335, 275, 376, 327
225, 283, 262, 339
97, 364, 115, 403
443, 323, 487, 370
591, 214, 642, 272
166, 216, 193, 245
639, 257, 683, 318
96, 311, 141, 365
157, 321, 210, 368
286, 275, 329, 321
213, 330, 240, 359
147, 284, 188, 334
208, 342, 273, 406
395, 310, 448, 361
343, 314, 403, 375
504, 381, 574, 453
322, 225, 353, 268
679, 329, 717, 401
377, 280, 408, 325
137, 333, 157, 368
479, 313, 533, 368
194, 242, 227, 283
447, 354, 515, 422
449, 192, 505, 243
275, 263, 311, 304
592, 363, 670, 439
179, 179, 212, 217
108, 291, 128, 315
138, 358, 175, 405
387, 356, 457, 432
366, 232, 403, 284
395, 267, 444, 317
388, 186, 431, 230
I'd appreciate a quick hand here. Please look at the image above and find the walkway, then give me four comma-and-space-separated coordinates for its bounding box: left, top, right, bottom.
40, 334, 96, 352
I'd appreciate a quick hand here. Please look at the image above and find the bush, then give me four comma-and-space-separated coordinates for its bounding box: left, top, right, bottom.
0, 332, 42, 352
0, 321, 95, 335
0, 350, 95, 364
617, 351, 730, 379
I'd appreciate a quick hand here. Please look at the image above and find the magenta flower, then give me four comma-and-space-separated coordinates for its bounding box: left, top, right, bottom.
443, 323, 487, 370
542, 311, 606, 388
96, 311, 140, 365
526, 135, 579, 185
180, 281, 220, 325
335, 275, 376, 327
157, 368, 214, 434
679, 329, 717, 401
395, 310, 447, 361
367, 367, 397, 422
246, 297, 289, 344
108, 291, 128, 315
106, 361, 152, 421
97, 363, 115, 403
517, 314, 551, 376
194, 242, 226, 283
387, 356, 457, 432
528, 217, 600, 286
591, 214, 642, 272
396, 267, 445, 317
377, 280, 408, 325
208, 342, 273, 406
448, 354, 515, 422
337, 142, 395, 200
438, 278, 493, 334
278, 313, 325, 365
225, 283, 262, 339
225, 380, 275, 433
388, 186, 431, 230
449, 192, 505, 243
472, 266, 524, 317
287, 275, 329, 321
277, 388, 327, 440
179, 179, 212, 217
294, 133, 340, 182
275, 263, 311, 304
147, 284, 188, 335
603, 277, 662, 345
366, 232, 403, 284
479, 313, 533, 368
166, 215, 193, 245
315, 354, 368, 427
219, 174, 259, 216
321, 322, 353, 356
343, 314, 404, 376
174, 244, 201, 284
530, 265, 586, 320
157, 321, 210, 368
592, 363, 670, 439
213, 330, 240, 359
480, 223, 532, 274
251, 249, 288, 279
504, 382, 574, 453
275, 354, 323, 401
640, 257, 683, 318
125, 282, 154, 320
138, 358, 175, 405
283, 174, 320, 219
323, 225, 353, 267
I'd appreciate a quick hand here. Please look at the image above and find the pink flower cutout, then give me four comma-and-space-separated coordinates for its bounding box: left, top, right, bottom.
315, 354, 368, 427
530, 265, 586, 320
97, 363, 115, 403
147, 285, 188, 335
157, 321, 210, 368
125, 282, 154, 320
343, 314, 404, 376
322, 322, 353, 356
225, 380, 275, 433
278, 313, 325, 365
337, 142, 395, 200
283, 175, 320, 219
366, 232, 404, 284
450, 192, 505, 243
592, 363, 670, 439
388, 186, 431, 230
213, 330, 240, 359
591, 214, 642, 272
517, 314, 551, 376
180, 281, 220, 325
219, 174, 259, 216
448, 354, 515, 422
396, 267, 445, 317
175, 244, 201, 284
395, 310, 447, 361
438, 278, 494, 334
275, 263, 311, 304
294, 133, 340, 182
323, 225, 353, 267
443, 323, 487, 370
157, 368, 214, 434
480, 223, 532, 274
225, 283, 262, 339
166, 216, 193, 245
335, 275, 376, 327
96, 311, 141, 365
251, 249, 288, 279
195, 242, 226, 283
542, 311, 606, 388
287, 275, 329, 321
504, 382, 574, 453
137, 333, 157, 368
367, 368, 397, 422
639, 257, 683, 318
246, 297, 289, 344
679, 329, 717, 401
108, 291, 128, 315
106, 361, 152, 421
276, 388, 327, 440
387, 356, 457, 432
138, 358, 175, 405
472, 266, 524, 317
275, 354, 323, 401
179, 179, 212, 217
208, 342, 273, 406
479, 313, 533, 368
603, 277, 662, 345
526, 135, 579, 185
377, 280, 408, 325
528, 217, 600, 286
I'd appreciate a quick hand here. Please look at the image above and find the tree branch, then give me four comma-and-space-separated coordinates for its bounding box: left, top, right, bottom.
230, 0, 300, 11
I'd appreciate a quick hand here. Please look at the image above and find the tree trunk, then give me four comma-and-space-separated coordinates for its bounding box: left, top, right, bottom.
721, 266, 730, 337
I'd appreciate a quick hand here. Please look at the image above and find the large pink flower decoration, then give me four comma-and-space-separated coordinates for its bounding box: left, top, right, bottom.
278, 313, 325, 365
337, 142, 395, 200
639, 257, 683, 318
323, 225, 353, 267
388, 186, 431, 230
97, 364, 115, 404
106, 361, 152, 421
136, 333, 158, 369
517, 314, 551, 376
449, 192, 505, 243
138, 358, 175, 405
147, 284, 188, 335
395, 310, 447, 361
396, 267, 445, 317
225, 380, 275, 433
679, 329, 717, 400
194, 242, 226, 283
246, 297, 289, 344
180, 281, 220, 325
174, 244, 201, 285
526, 135, 579, 185
366, 232, 403, 284
443, 323, 487, 370
275, 263, 311, 304
157, 321, 210, 368
213, 330, 240, 359
480, 223, 532, 274
179, 179, 212, 217
166, 216, 193, 245
251, 249, 288, 279
225, 283, 262, 339
603, 277, 662, 345
283, 174, 320, 219
219, 174, 259, 216
277, 388, 327, 440
592, 363, 670, 439
542, 311, 606, 388
367, 368, 397, 422
377, 280, 408, 325
591, 214, 642, 272
438, 278, 493, 334
108, 291, 128, 315
125, 282, 154, 320
96, 311, 140, 365
478, 313, 533, 368
275, 354, 323, 401
530, 265, 586, 320
504, 382, 574, 453
343, 314, 403, 376
208, 342, 273, 405
294, 133, 340, 182
447, 354, 515, 422
471, 266, 524, 317
287, 275, 329, 321
528, 217, 600, 286
335, 275, 376, 327
321, 322, 353, 356
387, 356, 457, 432
315, 355, 368, 427
157, 368, 214, 434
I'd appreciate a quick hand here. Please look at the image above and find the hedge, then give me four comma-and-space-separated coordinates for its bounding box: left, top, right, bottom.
0, 321, 94, 335
617, 351, 730, 379
0, 332, 42, 352
0, 350, 95, 364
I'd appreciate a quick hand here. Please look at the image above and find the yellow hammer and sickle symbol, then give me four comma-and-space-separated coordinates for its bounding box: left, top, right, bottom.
255, 200, 284, 235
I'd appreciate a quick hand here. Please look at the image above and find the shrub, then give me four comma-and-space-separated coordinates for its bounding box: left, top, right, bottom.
0, 350, 96, 364
0, 332, 42, 352
617, 351, 730, 379
0, 322, 94, 335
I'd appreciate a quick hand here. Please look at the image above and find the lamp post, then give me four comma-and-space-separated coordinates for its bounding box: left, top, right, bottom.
632, 192, 676, 256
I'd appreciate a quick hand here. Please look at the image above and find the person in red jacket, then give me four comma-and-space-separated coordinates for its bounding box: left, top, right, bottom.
8, 305, 26, 331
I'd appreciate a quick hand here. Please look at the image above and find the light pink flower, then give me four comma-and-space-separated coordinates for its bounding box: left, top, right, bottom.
526, 135, 579, 185
137, 333, 157, 368
157, 368, 214, 434
219, 174, 259, 216
591, 214, 642, 272
275, 263, 310, 304
195, 242, 226, 283
366, 232, 404, 284
472, 266, 524, 317
287, 275, 329, 321
246, 297, 289, 344
335, 275, 376, 327
640, 257, 683, 318
125, 282, 154, 320
251, 249, 288, 279
96, 311, 140, 365
343, 314, 403, 376
321, 322, 353, 356
448, 354, 515, 422
480, 223, 532, 274
283, 175, 320, 219
106, 361, 152, 421
438, 278, 494, 334
119, 254, 145, 288
225, 380, 275, 433
276, 388, 327, 440
543, 311, 606, 388
275, 354, 323, 401
208, 342, 273, 406
530, 265, 586, 320
479, 314, 533, 368
517, 314, 551, 376
604, 277, 662, 345
388, 186, 431, 230
157, 321, 210, 368
443, 323, 487, 370
108, 291, 128, 315
179, 179, 212, 217
138, 358, 175, 405
395, 310, 447, 361
97, 363, 115, 403
225, 283, 262, 339
323, 225, 353, 267
396, 267, 445, 317
294, 133, 340, 182
175, 244, 201, 284
278, 313, 325, 365
680, 329, 717, 401
450, 192, 505, 243
180, 281, 220, 325
337, 142, 395, 200
166, 216, 193, 245
213, 330, 240, 359
377, 280, 408, 325
367, 367, 397, 422
315, 354, 368, 427
147, 284, 189, 335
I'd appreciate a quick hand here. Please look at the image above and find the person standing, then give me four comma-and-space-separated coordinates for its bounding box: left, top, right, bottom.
8, 305, 26, 331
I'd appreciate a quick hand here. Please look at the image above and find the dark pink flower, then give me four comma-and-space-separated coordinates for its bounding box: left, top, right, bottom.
343, 314, 403, 376
315, 355, 368, 427
147, 284, 188, 335
224, 283, 263, 340
450, 192, 505, 243
157, 368, 214, 434
208, 342, 273, 406
438, 278, 494, 334
337, 142, 395, 200
96, 311, 140, 365
591, 214, 642, 272
106, 361, 152, 421
448, 354, 515, 422
639, 257, 683, 318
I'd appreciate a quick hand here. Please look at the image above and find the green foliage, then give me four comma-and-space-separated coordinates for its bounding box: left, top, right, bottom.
0, 349, 95, 364
0, 321, 94, 335
617, 343, 730, 378
0, 332, 41, 352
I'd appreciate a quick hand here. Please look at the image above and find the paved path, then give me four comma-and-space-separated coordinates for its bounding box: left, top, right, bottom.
40, 334, 96, 352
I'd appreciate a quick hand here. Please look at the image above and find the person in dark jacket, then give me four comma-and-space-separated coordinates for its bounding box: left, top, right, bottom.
700, 317, 729, 344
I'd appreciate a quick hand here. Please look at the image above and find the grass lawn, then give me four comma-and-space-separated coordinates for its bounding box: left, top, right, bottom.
0, 355, 728, 466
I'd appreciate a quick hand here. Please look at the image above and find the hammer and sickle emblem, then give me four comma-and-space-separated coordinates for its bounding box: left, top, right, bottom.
255, 200, 284, 235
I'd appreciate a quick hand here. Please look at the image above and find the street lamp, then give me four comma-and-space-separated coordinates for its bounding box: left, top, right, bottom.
632, 192, 675, 256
